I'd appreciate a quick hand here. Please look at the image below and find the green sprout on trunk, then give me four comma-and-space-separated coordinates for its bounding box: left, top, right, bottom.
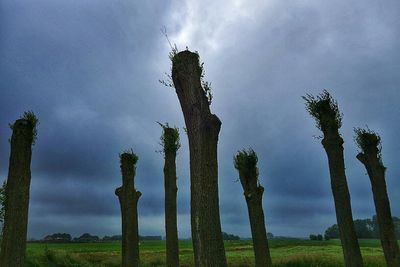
159, 29, 213, 105
9, 111, 39, 145
354, 127, 383, 163
234, 149, 259, 184
157, 122, 181, 155
119, 149, 139, 166
302, 90, 342, 132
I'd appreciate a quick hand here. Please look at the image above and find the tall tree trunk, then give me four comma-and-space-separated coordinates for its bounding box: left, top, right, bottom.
164, 141, 179, 267
172, 50, 227, 266
357, 151, 400, 266
115, 153, 141, 267
245, 186, 272, 266
322, 133, 364, 267
0, 119, 34, 267
303, 91, 363, 267
235, 149, 272, 267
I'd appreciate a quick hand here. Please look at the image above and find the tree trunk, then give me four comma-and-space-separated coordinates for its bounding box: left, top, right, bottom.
164, 144, 179, 267
244, 186, 273, 267
172, 50, 227, 266
357, 152, 400, 267
116, 157, 141, 267
0, 119, 34, 267
322, 134, 364, 267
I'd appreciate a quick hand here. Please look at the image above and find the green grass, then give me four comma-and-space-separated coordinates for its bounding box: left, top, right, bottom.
24, 239, 391, 267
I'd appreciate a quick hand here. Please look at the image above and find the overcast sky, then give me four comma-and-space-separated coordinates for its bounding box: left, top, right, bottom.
0, 0, 399, 239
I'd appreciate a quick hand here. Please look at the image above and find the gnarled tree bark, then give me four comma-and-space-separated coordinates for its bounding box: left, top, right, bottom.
115, 152, 141, 267
0, 118, 35, 267
356, 139, 400, 267
172, 50, 227, 266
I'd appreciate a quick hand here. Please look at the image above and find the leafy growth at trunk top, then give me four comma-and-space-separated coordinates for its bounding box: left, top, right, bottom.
119, 149, 139, 166
159, 28, 213, 105
354, 127, 383, 162
9, 111, 39, 145
234, 149, 259, 184
157, 122, 181, 155
302, 90, 342, 133
170, 50, 213, 105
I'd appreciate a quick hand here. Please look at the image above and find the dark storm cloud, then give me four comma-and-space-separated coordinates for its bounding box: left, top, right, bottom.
0, 0, 175, 238
191, 0, 400, 236
1, 0, 399, 239
30, 177, 118, 216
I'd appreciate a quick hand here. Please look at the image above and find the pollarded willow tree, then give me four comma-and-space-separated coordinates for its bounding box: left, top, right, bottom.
234, 149, 272, 267
303, 91, 364, 267
115, 150, 142, 267
354, 128, 400, 267
158, 122, 180, 267
171, 50, 227, 266
0, 111, 38, 267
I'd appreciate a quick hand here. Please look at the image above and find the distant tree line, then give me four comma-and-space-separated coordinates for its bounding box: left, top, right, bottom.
41, 233, 163, 243
39, 232, 240, 243
222, 232, 240, 241
309, 234, 323, 241
324, 216, 400, 240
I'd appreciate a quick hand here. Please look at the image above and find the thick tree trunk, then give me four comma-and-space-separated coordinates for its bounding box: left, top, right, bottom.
172, 50, 227, 266
116, 159, 141, 267
244, 186, 273, 267
357, 151, 400, 267
0, 119, 34, 267
322, 134, 364, 267
164, 144, 179, 267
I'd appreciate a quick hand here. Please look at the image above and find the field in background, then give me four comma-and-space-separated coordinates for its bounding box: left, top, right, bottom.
26, 239, 390, 267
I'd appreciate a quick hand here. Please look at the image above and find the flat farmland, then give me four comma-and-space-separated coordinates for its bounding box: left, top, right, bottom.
24, 239, 391, 267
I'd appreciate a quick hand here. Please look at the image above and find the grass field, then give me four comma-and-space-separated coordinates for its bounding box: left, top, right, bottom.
25, 239, 391, 267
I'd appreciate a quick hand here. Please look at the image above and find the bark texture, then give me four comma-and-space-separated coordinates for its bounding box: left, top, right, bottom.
0, 119, 35, 267
322, 130, 364, 267
163, 128, 179, 267
357, 148, 400, 266
172, 50, 227, 266
245, 187, 272, 267
235, 153, 272, 267
115, 153, 141, 267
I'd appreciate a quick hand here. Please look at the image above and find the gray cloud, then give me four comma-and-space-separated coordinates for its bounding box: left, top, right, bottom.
0, 0, 399, 239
